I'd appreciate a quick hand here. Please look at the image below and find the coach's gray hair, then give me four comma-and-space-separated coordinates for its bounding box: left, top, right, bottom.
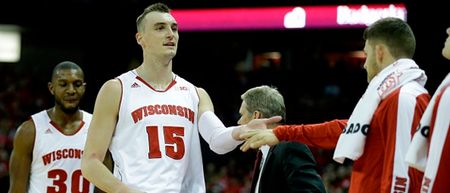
241, 85, 286, 121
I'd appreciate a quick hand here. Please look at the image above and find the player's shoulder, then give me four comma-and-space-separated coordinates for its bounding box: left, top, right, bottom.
441, 84, 450, 95
399, 81, 428, 97
15, 118, 36, 139
105, 78, 122, 86
195, 87, 206, 94
195, 87, 211, 99
384, 82, 428, 103
100, 79, 122, 92
381, 82, 429, 110
438, 85, 450, 106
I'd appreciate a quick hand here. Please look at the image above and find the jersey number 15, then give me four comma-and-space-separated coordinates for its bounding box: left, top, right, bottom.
146, 126, 185, 160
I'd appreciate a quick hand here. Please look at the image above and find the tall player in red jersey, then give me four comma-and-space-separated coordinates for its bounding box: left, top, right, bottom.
81, 3, 280, 193
406, 27, 450, 193
8, 61, 95, 193
240, 17, 430, 193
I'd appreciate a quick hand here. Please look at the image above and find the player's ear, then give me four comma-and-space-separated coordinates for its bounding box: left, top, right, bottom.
48, 82, 55, 95
375, 44, 385, 65
136, 32, 144, 47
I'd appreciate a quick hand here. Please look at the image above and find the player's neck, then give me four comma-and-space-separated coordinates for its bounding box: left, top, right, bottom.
48, 107, 81, 120
47, 107, 83, 130
136, 64, 174, 91
141, 55, 172, 75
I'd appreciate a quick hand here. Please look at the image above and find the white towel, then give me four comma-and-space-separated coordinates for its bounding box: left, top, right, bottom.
333, 59, 427, 163
405, 73, 450, 172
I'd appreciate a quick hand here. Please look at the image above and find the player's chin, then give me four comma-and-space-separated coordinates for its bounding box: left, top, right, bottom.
63, 102, 80, 110
167, 50, 177, 56
165, 47, 177, 52
61, 106, 79, 114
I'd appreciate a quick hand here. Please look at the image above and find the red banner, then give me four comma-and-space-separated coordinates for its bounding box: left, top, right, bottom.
171, 4, 406, 31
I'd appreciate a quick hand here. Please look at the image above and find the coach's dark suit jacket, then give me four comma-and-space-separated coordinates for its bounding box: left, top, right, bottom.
252, 141, 326, 193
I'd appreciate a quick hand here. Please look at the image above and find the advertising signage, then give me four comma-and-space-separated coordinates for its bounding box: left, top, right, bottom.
171, 4, 406, 31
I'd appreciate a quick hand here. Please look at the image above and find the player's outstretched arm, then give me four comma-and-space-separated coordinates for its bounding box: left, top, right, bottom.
196, 87, 282, 154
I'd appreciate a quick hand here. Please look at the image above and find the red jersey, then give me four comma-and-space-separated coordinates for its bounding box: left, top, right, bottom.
423, 84, 450, 193
274, 82, 430, 193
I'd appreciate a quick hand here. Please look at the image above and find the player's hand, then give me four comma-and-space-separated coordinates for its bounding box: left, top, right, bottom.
247, 115, 282, 130
233, 116, 282, 140
239, 129, 280, 152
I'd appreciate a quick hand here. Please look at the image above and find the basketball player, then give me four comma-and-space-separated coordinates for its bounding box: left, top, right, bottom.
8, 61, 94, 193
406, 26, 450, 193
81, 3, 280, 193
240, 17, 429, 193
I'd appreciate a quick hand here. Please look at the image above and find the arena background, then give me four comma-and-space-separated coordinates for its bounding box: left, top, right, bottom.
0, 0, 448, 192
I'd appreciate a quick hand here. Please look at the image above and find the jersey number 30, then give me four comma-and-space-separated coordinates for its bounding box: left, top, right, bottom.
48, 169, 90, 193
146, 126, 185, 160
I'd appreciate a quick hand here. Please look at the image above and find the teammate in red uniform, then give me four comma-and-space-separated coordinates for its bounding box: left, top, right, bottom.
8, 61, 94, 193
240, 17, 430, 193
406, 26, 450, 193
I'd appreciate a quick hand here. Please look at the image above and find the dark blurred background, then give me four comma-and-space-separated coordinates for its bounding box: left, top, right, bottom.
0, 0, 448, 192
